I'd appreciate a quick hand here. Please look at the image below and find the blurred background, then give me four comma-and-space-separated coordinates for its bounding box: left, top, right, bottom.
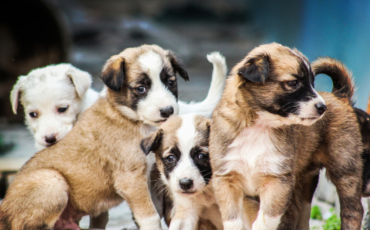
1, 0, 370, 229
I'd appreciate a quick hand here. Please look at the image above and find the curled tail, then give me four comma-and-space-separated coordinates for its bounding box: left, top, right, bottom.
312, 57, 355, 105
178, 52, 227, 117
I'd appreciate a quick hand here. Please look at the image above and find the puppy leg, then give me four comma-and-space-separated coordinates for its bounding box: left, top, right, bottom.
326, 165, 363, 229
252, 176, 293, 230
242, 197, 259, 230
0, 169, 69, 230
115, 173, 161, 230
169, 203, 199, 230
89, 211, 109, 229
212, 172, 244, 230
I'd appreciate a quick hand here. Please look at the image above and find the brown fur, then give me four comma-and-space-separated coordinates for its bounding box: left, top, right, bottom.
0, 44, 191, 230
312, 57, 370, 196
0, 97, 160, 230
210, 43, 363, 230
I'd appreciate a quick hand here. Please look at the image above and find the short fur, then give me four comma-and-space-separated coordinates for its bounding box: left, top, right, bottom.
0, 45, 227, 230
141, 114, 258, 230
10, 64, 100, 150
210, 43, 363, 230
312, 57, 370, 196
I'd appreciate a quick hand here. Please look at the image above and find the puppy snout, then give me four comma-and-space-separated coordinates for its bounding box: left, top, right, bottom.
315, 102, 327, 115
179, 178, 193, 191
45, 134, 57, 144
160, 106, 174, 118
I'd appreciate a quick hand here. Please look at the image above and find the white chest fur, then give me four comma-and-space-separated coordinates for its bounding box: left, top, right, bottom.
222, 124, 287, 194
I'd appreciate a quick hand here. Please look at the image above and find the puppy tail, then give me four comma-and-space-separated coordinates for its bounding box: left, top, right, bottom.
178, 52, 227, 117
205, 52, 227, 105
312, 57, 355, 105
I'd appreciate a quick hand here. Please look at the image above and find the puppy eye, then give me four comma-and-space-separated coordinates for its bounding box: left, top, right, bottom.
58, 106, 69, 113
197, 153, 209, 162
136, 86, 147, 94
286, 80, 298, 87
168, 80, 175, 87
165, 155, 176, 164
29, 112, 38, 118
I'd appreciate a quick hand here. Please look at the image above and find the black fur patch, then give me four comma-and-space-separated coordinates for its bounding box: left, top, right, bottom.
113, 72, 151, 111
100, 58, 125, 92
264, 58, 317, 117
140, 129, 162, 156
168, 52, 189, 81
162, 146, 181, 179
160, 66, 178, 100
238, 54, 270, 83
190, 146, 212, 184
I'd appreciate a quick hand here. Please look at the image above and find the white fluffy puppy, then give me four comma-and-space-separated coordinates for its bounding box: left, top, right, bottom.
10, 64, 99, 150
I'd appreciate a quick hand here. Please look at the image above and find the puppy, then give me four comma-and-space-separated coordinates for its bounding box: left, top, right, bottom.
10, 64, 100, 150
210, 43, 363, 230
312, 57, 370, 196
141, 114, 258, 230
0, 45, 226, 230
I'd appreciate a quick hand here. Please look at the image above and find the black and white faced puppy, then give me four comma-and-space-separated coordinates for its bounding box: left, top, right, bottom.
141, 114, 223, 230
101, 44, 189, 126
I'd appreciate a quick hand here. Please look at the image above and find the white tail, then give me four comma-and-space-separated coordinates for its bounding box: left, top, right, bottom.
178, 52, 227, 117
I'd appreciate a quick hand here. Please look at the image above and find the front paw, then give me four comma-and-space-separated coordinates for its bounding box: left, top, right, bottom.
223, 219, 244, 230
139, 215, 162, 230
252, 214, 282, 230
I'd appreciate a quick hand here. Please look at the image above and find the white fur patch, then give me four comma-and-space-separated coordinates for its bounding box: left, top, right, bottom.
136, 51, 179, 125
296, 89, 326, 126
252, 212, 282, 230
11, 64, 99, 150
223, 219, 244, 230
221, 124, 287, 196
167, 114, 205, 194
138, 214, 162, 230
178, 52, 226, 118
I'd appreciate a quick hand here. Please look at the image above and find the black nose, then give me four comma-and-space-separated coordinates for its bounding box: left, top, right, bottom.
45, 134, 57, 144
179, 178, 193, 191
160, 106, 174, 118
315, 102, 327, 115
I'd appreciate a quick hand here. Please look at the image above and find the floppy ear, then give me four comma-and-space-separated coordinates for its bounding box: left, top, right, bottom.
101, 56, 125, 92
168, 52, 189, 81
10, 76, 27, 114
66, 65, 92, 98
238, 54, 270, 83
140, 129, 163, 156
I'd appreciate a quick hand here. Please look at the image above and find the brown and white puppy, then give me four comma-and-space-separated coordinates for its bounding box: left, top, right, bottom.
312, 57, 370, 196
141, 114, 258, 230
210, 43, 363, 230
0, 45, 226, 230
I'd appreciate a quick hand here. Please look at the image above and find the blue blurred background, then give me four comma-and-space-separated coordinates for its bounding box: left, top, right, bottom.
252, 0, 370, 109
1, 0, 370, 124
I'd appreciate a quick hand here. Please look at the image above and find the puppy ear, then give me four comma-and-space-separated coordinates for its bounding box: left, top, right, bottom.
140, 129, 163, 155
168, 52, 189, 81
10, 76, 27, 114
101, 56, 125, 92
238, 54, 270, 83
66, 65, 92, 98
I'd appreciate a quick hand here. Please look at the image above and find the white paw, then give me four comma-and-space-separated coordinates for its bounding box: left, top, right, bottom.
139, 215, 161, 230
223, 219, 244, 230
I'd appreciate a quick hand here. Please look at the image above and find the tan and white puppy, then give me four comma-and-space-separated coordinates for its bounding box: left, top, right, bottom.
141, 114, 258, 230
210, 43, 363, 230
0, 45, 227, 230
10, 64, 100, 150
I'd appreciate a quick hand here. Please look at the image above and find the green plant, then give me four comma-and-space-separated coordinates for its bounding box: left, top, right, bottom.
323, 209, 341, 230
311, 205, 323, 220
